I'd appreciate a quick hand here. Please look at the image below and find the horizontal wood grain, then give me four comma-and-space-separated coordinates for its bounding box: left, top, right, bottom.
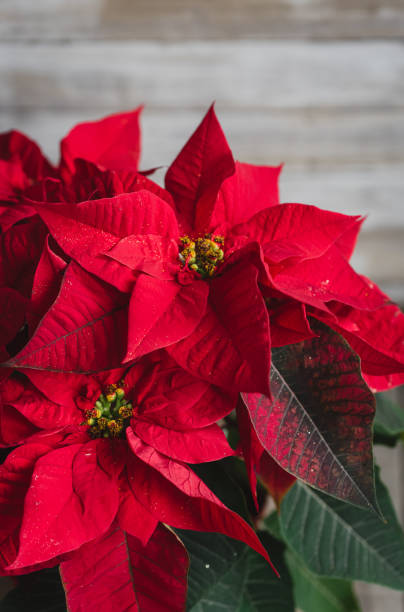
2, 0, 404, 40
2, 41, 404, 111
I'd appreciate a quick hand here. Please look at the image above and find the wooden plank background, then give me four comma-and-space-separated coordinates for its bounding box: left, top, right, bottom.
1, 2, 403, 610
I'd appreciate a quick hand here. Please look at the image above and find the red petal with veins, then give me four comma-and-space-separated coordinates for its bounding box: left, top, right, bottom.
7, 263, 128, 374
165, 105, 235, 232
272, 243, 387, 311
168, 261, 271, 394
60, 523, 188, 612
126, 430, 276, 571
132, 420, 234, 463
210, 161, 281, 232
0, 443, 54, 572
9, 441, 119, 569
34, 190, 179, 292
60, 107, 142, 176
106, 233, 178, 280
232, 204, 362, 263
28, 237, 67, 333
125, 275, 208, 362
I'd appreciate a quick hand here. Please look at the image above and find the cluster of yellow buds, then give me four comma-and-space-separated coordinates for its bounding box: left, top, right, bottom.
178, 234, 225, 278
83, 384, 134, 439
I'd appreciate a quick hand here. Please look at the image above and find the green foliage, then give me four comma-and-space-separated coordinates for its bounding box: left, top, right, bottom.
374, 392, 404, 446
279, 468, 404, 590
285, 550, 360, 612
178, 530, 294, 612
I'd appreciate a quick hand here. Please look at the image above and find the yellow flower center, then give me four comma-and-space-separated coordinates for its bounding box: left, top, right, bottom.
83, 384, 133, 439
178, 234, 225, 279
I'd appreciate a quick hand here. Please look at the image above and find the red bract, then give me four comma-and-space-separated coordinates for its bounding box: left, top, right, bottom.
27, 106, 404, 392
0, 108, 143, 232
0, 354, 274, 599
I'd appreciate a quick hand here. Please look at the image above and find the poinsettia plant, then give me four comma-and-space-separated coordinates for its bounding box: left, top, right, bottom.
0, 105, 404, 611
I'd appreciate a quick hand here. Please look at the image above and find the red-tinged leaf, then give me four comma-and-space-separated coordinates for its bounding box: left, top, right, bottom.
125, 276, 208, 362
165, 105, 235, 232
9, 441, 120, 569
242, 320, 378, 512
258, 453, 296, 507
126, 430, 276, 571
28, 237, 67, 333
60, 523, 189, 612
132, 420, 234, 463
233, 204, 361, 263
35, 191, 179, 292
106, 233, 178, 279
272, 243, 387, 312
168, 262, 270, 394
0, 375, 81, 430
210, 161, 281, 231
60, 107, 142, 176
6, 263, 128, 374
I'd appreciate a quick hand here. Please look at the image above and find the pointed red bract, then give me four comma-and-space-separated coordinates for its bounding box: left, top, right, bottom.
9, 441, 120, 569
60, 523, 189, 612
165, 105, 235, 232
6, 263, 128, 373
126, 430, 275, 570
125, 275, 208, 362
60, 107, 142, 176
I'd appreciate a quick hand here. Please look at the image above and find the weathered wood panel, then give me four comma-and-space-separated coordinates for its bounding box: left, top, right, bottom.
2, 0, 404, 40
2, 41, 404, 111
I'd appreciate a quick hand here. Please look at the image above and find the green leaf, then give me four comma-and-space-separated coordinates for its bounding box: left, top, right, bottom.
285, 550, 360, 612
178, 530, 294, 612
191, 458, 255, 523
0, 568, 66, 612
279, 467, 404, 590
263, 510, 284, 542
374, 393, 404, 445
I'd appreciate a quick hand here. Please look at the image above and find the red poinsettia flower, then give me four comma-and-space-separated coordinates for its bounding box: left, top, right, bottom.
24, 106, 404, 392
0, 131, 56, 232
0, 353, 275, 609
0, 108, 142, 232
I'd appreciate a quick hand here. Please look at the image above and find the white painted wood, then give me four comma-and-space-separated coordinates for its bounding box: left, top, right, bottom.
1, 41, 404, 111
2, 0, 404, 40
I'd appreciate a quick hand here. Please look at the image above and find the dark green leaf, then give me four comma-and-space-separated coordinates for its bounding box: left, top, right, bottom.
374, 393, 404, 445
279, 467, 404, 590
263, 510, 284, 542
0, 568, 66, 612
178, 530, 294, 612
191, 458, 254, 523
285, 550, 360, 612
